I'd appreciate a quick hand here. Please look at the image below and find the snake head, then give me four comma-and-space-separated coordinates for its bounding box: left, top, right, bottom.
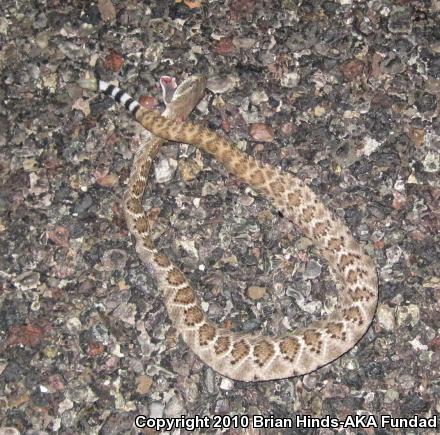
172, 75, 207, 102
160, 75, 207, 118
173, 75, 206, 104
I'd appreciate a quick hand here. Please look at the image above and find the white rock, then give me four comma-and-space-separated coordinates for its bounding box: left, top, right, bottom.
155, 158, 177, 183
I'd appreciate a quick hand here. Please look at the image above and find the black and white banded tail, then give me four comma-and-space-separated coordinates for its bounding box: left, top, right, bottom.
98, 80, 141, 116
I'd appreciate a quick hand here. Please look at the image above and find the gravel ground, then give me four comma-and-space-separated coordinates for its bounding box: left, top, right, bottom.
1, 0, 440, 434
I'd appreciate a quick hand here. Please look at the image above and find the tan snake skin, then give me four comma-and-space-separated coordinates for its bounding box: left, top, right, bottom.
79, 75, 378, 382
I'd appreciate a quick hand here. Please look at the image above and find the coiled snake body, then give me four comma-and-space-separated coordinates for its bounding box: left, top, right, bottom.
79, 75, 378, 382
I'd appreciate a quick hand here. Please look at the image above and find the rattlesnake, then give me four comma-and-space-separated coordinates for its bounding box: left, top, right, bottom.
79, 74, 378, 382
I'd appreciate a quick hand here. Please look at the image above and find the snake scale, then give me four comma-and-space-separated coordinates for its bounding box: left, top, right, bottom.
79, 74, 378, 382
